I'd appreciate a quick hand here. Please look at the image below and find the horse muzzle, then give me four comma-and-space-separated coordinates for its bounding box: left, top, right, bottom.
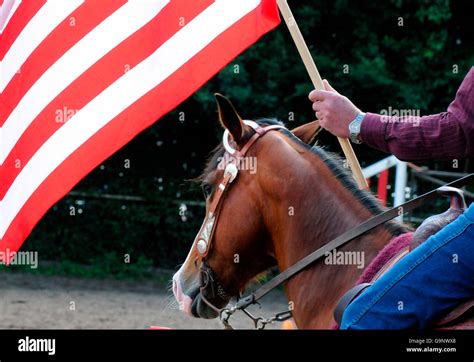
172, 272, 195, 316
172, 264, 231, 319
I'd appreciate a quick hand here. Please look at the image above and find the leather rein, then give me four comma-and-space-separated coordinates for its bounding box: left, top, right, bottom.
193, 120, 474, 329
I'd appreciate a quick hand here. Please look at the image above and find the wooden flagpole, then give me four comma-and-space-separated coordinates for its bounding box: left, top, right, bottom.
276, 0, 368, 189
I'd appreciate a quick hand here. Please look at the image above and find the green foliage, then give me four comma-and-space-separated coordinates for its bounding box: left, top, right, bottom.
0, 252, 161, 280
23, 0, 473, 277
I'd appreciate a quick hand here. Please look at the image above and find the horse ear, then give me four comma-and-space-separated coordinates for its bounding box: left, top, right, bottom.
215, 93, 244, 142
291, 120, 322, 145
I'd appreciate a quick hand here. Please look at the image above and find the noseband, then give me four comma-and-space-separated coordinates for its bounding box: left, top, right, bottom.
194, 120, 285, 309
198, 260, 231, 314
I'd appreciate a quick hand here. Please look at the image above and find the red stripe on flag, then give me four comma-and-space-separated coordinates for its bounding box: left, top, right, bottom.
0, 0, 215, 198
0, 0, 280, 260
0, 0, 46, 59
0, 0, 126, 126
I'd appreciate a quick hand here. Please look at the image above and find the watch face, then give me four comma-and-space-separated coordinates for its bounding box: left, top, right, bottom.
350, 121, 360, 133
349, 115, 363, 144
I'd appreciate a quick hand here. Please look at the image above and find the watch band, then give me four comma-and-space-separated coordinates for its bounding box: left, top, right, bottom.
349, 112, 365, 144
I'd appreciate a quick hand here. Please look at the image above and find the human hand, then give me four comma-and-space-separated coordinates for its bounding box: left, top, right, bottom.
308, 80, 361, 138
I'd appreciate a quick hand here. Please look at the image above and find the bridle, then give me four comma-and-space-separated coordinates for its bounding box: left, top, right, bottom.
191, 120, 474, 329
192, 120, 285, 325
193, 120, 285, 258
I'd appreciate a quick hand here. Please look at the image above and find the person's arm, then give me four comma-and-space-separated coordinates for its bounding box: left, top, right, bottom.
308, 67, 474, 161
361, 68, 474, 161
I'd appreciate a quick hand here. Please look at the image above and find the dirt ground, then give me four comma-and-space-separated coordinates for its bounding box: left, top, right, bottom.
0, 272, 290, 329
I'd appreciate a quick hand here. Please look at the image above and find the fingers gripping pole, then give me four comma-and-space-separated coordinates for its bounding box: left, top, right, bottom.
276, 0, 368, 189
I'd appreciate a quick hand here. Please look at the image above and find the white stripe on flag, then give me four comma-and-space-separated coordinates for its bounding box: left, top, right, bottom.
0, 0, 83, 90
0, 0, 170, 165
0, 0, 261, 237
0, 0, 21, 34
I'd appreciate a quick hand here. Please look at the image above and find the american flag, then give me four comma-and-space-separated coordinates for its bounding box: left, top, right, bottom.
0, 0, 280, 262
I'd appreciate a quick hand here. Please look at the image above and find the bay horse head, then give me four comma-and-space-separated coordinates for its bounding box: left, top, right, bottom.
172, 94, 321, 319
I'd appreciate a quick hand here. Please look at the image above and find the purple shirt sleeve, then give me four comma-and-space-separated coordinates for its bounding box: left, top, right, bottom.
360, 67, 474, 161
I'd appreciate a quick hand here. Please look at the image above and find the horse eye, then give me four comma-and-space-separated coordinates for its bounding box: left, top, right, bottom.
202, 184, 212, 198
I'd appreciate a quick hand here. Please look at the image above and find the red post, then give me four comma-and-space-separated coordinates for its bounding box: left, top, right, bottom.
377, 169, 389, 206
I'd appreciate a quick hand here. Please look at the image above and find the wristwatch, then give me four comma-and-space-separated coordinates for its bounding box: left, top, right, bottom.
348, 112, 366, 144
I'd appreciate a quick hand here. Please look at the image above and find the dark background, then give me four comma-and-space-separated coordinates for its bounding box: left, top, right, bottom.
22, 0, 474, 276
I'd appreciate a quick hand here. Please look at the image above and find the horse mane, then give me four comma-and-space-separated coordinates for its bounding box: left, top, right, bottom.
199, 118, 408, 237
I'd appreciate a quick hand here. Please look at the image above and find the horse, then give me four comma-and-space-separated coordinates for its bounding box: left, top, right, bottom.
172, 94, 473, 329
